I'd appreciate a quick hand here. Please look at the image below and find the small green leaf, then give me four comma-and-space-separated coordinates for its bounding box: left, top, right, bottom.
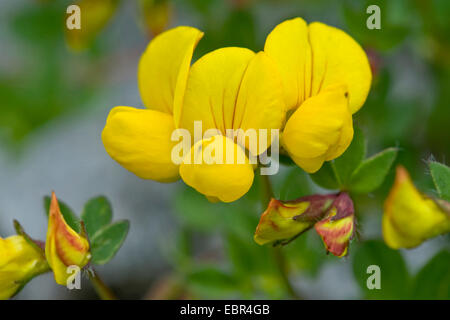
352, 240, 410, 299
43, 196, 80, 233
81, 196, 113, 239
334, 126, 366, 187
309, 162, 339, 190
275, 167, 312, 201
349, 148, 397, 194
429, 161, 450, 201
413, 249, 450, 299
90, 220, 129, 265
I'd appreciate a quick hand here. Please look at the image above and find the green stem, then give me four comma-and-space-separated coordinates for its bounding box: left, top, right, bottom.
89, 269, 117, 300
259, 170, 300, 300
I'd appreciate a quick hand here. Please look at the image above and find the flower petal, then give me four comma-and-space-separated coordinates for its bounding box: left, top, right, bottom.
138, 26, 203, 114
282, 84, 353, 173
179, 135, 254, 202
102, 106, 180, 182
264, 17, 311, 111
234, 52, 285, 155
178, 47, 255, 137
383, 166, 450, 249
308, 22, 372, 114
315, 207, 354, 257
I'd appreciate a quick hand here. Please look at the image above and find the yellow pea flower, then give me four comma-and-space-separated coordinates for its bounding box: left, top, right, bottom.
102, 26, 286, 202
102, 26, 203, 183
45, 192, 91, 286
0, 235, 49, 300
254, 193, 355, 257
264, 17, 372, 172
383, 166, 450, 249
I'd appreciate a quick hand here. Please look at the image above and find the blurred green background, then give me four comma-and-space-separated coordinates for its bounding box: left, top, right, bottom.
0, 0, 449, 299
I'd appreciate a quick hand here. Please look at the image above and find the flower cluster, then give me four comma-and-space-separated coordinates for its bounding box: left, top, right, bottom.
102, 17, 372, 203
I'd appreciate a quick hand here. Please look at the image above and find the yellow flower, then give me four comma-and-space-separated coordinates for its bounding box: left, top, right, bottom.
0, 235, 48, 300
383, 166, 450, 249
102, 26, 203, 183
254, 193, 355, 257
264, 18, 372, 172
45, 192, 91, 285
102, 26, 286, 202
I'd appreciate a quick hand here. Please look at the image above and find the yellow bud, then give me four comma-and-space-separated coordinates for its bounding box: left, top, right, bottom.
0, 235, 48, 300
254, 195, 335, 245
383, 166, 450, 249
45, 192, 91, 285
314, 192, 355, 257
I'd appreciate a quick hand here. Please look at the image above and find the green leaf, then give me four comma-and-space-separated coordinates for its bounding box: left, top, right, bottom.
81, 196, 113, 239
429, 161, 450, 201
273, 167, 312, 201
352, 240, 410, 299
309, 162, 339, 190
334, 126, 366, 187
349, 148, 397, 194
413, 249, 450, 299
43, 196, 80, 233
90, 220, 129, 265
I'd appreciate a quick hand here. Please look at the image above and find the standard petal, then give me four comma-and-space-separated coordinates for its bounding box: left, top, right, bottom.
282, 84, 353, 173
308, 22, 372, 114
179, 135, 254, 202
234, 52, 286, 155
138, 26, 203, 114
102, 106, 180, 182
178, 47, 255, 137
264, 17, 312, 111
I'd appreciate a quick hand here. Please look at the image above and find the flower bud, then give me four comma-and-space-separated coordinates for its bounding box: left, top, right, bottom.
314, 193, 355, 257
383, 166, 450, 249
45, 192, 91, 285
254, 195, 335, 245
0, 235, 48, 299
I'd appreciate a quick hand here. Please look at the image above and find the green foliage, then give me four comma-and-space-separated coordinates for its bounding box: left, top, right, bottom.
43, 195, 129, 265
90, 220, 130, 265
413, 249, 450, 299
310, 162, 340, 190
272, 166, 312, 201
333, 126, 366, 186
309, 128, 396, 194
429, 161, 450, 201
81, 196, 113, 238
349, 148, 398, 194
352, 240, 411, 299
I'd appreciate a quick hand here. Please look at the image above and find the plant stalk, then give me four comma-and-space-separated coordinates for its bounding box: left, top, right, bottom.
89, 269, 117, 300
